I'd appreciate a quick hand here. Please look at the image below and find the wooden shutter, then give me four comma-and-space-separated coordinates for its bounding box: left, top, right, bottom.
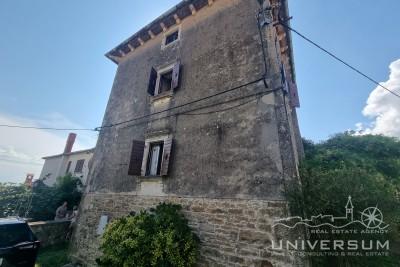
147, 67, 157, 96
160, 137, 173, 176
171, 61, 181, 90
128, 140, 145, 176
140, 142, 150, 176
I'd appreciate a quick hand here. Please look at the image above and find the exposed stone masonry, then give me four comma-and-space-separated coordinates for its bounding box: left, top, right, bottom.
71, 193, 301, 266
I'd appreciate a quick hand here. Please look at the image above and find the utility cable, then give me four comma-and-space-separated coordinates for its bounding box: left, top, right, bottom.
276, 20, 400, 99
0, 125, 97, 131
120, 87, 281, 129
99, 77, 266, 130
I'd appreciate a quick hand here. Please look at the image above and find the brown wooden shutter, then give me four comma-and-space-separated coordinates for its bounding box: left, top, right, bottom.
171, 61, 181, 90
147, 67, 157, 96
160, 137, 173, 176
128, 140, 145, 175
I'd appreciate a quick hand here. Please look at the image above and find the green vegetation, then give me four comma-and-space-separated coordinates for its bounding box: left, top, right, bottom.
286, 133, 400, 266
34, 242, 69, 267
97, 203, 200, 267
0, 174, 82, 221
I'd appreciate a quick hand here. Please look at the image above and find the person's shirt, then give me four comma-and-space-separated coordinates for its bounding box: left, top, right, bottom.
55, 205, 67, 220
69, 210, 78, 223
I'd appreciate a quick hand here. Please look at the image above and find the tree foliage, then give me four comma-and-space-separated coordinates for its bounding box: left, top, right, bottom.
286, 133, 400, 266
97, 203, 199, 267
0, 174, 82, 221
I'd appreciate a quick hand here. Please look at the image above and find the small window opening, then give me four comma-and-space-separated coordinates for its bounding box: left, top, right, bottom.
159, 70, 173, 94
74, 159, 85, 173
146, 142, 164, 176
165, 30, 179, 45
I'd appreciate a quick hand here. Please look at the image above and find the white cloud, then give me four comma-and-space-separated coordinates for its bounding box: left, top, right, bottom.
356, 59, 400, 137
0, 112, 97, 183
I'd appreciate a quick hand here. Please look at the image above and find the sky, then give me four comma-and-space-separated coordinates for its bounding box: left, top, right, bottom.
0, 0, 399, 183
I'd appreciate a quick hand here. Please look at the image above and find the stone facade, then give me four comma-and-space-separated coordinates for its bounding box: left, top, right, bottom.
72, 0, 304, 266
72, 193, 302, 266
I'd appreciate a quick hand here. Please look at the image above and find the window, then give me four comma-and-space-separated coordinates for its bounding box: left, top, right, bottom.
165, 30, 179, 46
159, 70, 173, 94
74, 159, 85, 173
128, 136, 173, 177
146, 142, 164, 176
147, 61, 181, 96
65, 161, 72, 174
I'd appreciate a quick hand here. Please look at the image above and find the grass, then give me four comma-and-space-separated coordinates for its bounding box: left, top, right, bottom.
34, 242, 70, 267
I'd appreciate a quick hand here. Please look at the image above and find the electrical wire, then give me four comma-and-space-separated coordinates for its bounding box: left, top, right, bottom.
181, 98, 257, 116
0, 125, 96, 131
119, 87, 281, 129
276, 20, 400, 99
0, 77, 266, 132
99, 77, 266, 130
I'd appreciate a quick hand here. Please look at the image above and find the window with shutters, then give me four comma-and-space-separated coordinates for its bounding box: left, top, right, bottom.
147, 62, 181, 97
74, 159, 85, 173
128, 135, 173, 177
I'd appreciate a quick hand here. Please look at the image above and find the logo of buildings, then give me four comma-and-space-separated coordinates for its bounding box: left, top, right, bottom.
273, 196, 388, 230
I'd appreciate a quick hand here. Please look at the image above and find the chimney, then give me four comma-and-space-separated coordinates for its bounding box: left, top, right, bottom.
64, 133, 77, 154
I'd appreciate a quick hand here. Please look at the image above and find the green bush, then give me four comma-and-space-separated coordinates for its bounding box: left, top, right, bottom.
286, 133, 400, 266
0, 174, 82, 221
96, 203, 199, 267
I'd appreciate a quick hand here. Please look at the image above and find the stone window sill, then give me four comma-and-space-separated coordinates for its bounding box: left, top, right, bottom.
151, 91, 173, 103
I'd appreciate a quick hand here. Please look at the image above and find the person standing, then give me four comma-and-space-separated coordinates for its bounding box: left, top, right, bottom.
54, 201, 68, 220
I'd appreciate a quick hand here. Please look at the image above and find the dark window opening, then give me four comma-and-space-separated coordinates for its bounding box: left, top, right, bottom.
159, 70, 173, 94
165, 31, 179, 45
65, 161, 72, 174
74, 159, 85, 173
146, 142, 164, 176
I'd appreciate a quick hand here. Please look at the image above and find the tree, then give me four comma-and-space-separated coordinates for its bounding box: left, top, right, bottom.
0, 174, 83, 221
0, 183, 30, 218
286, 133, 400, 266
97, 203, 199, 267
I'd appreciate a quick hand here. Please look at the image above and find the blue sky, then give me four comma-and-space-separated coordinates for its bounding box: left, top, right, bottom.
0, 0, 399, 182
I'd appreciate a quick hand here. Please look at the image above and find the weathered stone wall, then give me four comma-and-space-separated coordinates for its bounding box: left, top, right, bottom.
29, 220, 70, 248
74, 0, 304, 266
71, 193, 302, 266
86, 0, 299, 199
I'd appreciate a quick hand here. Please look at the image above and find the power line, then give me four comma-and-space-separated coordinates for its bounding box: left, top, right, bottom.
276, 21, 400, 99
181, 98, 257, 116
0, 77, 268, 132
0, 125, 96, 131
119, 87, 282, 130
99, 77, 266, 129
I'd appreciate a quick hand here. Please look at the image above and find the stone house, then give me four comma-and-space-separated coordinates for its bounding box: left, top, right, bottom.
72, 0, 303, 266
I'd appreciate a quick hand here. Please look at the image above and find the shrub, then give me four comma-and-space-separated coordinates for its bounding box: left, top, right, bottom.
0, 174, 83, 221
97, 203, 199, 267
285, 133, 400, 266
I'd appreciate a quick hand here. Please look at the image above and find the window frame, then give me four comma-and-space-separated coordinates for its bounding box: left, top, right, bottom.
74, 159, 85, 173
154, 63, 176, 96
161, 26, 181, 49
140, 135, 173, 177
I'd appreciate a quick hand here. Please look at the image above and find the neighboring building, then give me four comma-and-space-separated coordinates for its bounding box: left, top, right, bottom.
73, 0, 303, 266
39, 133, 94, 186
